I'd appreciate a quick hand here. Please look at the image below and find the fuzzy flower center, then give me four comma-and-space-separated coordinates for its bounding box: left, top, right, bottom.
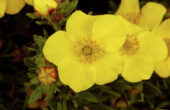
82, 46, 93, 55
74, 39, 105, 63
119, 35, 139, 55
123, 13, 141, 24
164, 38, 170, 57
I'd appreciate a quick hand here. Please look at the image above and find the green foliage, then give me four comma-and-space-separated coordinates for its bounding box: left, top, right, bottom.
28, 87, 43, 104
77, 91, 98, 103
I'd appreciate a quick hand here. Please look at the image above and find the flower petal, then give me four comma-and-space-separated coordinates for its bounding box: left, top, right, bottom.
122, 54, 154, 82
6, 0, 25, 14
66, 10, 98, 41
0, 0, 6, 18
139, 2, 167, 30
115, 0, 140, 15
43, 31, 73, 65
155, 58, 170, 78
138, 31, 168, 62
157, 19, 170, 39
94, 53, 122, 85
58, 56, 96, 92
24, 0, 33, 6
92, 15, 127, 52
34, 0, 58, 15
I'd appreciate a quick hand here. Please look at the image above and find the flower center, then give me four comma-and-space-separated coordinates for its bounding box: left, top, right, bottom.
74, 39, 105, 63
164, 38, 170, 57
123, 13, 141, 24
119, 35, 139, 55
82, 46, 93, 55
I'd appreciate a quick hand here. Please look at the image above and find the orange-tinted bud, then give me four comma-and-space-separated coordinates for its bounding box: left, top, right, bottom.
38, 67, 58, 85
12, 49, 22, 62
129, 88, 138, 95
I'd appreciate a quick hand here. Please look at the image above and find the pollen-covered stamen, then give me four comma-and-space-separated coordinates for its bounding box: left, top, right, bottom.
164, 38, 170, 57
74, 39, 105, 63
123, 13, 141, 24
82, 46, 93, 55
119, 35, 139, 55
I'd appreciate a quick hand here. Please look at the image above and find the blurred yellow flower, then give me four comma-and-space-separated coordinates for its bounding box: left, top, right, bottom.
38, 67, 58, 85
0, 0, 25, 18
24, 0, 58, 16
116, 0, 166, 30
155, 19, 170, 78
117, 21, 167, 82
43, 11, 128, 92
24, 0, 33, 6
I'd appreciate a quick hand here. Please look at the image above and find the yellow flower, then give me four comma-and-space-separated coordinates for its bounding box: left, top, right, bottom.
116, 0, 166, 30
117, 21, 168, 82
0, 0, 25, 18
38, 67, 58, 85
24, 0, 58, 16
155, 19, 170, 78
43, 11, 128, 92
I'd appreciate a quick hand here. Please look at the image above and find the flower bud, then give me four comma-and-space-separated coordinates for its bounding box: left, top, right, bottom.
38, 67, 58, 85
34, 0, 58, 16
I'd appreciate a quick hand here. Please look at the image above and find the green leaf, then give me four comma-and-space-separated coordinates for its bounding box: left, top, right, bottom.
35, 20, 46, 25
143, 82, 161, 96
28, 87, 43, 104
33, 35, 46, 53
42, 108, 49, 110
48, 100, 57, 110
88, 103, 113, 110
35, 55, 45, 68
26, 13, 39, 19
43, 29, 49, 38
30, 77, 39, 84
57, 102, 62, 110
27, 47, 36, 52
77, 91, 98, 103
62, 99, 67, 110
155, 101, 170, 110
33, 35, 46, 47
101, 85, 121, 97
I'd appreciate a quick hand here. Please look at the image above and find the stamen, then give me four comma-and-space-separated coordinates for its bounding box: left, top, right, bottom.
82, 46, 93, 55
119, 35, 139, 55
123, 13, 141, 24
74, 39, 105, 64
